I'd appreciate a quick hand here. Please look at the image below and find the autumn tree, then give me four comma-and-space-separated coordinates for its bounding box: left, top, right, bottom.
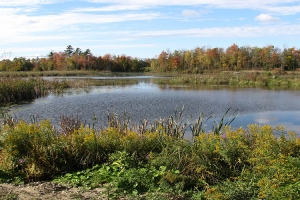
0, 59, 13, 71
226, 43, 239, 70
12, 57, 34, 71
157, 50, 169, 72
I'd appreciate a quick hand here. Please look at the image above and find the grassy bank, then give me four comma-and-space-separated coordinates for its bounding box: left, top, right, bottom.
0, 77, 141, 106
154, 70, 300, 88
0, 70, 146, 78
0, 78, 74, 106
0, 70, 104, 77
0, 112, 299, 199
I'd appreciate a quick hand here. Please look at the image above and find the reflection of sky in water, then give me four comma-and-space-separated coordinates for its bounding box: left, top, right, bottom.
7, 81, 300, 135
230, 111, 300, 133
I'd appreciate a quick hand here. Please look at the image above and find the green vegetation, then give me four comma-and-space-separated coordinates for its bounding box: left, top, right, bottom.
0, 78, 74, 106
0, 70, 146, 78
0, 70, 102, 77
0, 77, 142, 106
0, 110, 299, 199
154, 70, 300, 88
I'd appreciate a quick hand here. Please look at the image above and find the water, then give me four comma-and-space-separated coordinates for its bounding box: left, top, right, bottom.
7, 78, 300, 136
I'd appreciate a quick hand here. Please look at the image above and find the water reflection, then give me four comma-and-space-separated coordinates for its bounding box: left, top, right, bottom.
7, 80, 300, 135
42, 75, 162, 81
231, 111, 300, 133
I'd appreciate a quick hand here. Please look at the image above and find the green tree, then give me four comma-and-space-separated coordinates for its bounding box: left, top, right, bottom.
0, 59, 13, 71
12, 57, 34, 71
64, 45, 74, 57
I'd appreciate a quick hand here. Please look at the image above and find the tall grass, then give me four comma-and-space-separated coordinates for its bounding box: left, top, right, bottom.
0, 70, 106, 77
0, 71, 146, 78
0, 76, 143, 106
0, 110, 300, 199
154, 71, 300, 88
0, 78, 73, 106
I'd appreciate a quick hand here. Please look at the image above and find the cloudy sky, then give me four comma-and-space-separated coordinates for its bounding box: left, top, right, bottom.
0, 0, 300, 59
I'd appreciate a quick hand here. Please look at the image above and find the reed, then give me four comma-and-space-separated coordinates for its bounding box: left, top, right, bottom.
0, 78, 61, 106
0, 76, 145, 106
0, 71, 146, 78
0, 70, 107, 77
154, 71, 300, 88
0, 78, 36, 105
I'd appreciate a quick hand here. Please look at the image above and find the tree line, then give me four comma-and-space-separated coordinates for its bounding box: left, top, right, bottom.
0, 45, 150, 72
0, 44, 299, 72
152, 44, 300, 72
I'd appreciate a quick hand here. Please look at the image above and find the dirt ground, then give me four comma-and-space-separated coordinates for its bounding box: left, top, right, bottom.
0, 182, 107, 200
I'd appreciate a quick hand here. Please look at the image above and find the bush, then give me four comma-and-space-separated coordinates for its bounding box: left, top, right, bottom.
1, 117, 300, 199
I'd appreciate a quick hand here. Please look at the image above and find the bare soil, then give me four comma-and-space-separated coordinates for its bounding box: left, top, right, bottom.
0, 182, 107, 200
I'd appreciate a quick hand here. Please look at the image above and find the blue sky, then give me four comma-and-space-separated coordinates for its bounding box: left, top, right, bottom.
0, 0, 300, 59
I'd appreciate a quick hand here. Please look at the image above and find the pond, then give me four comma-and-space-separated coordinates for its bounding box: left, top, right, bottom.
7, 76, 300, 138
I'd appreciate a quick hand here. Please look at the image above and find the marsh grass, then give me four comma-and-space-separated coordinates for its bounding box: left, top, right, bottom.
0, 75, 144, 106
0, 70, 106, 77
0, 78, 72, 106
0, 71, 147, 78
154, 71, 300, 88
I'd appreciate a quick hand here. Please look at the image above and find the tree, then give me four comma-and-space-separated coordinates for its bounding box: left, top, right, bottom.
226, 43, 239, 70
157, 51, 169, 72
0, 59, 13, 71
184, 50, 192, 71
83, 49, 91, 56
102, 54, 112, 71
73, 48, 82, 56
64, 45, 74, 57
12, 57, 34, 71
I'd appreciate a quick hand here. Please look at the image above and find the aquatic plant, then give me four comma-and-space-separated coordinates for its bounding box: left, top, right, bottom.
154, 71, 300, 89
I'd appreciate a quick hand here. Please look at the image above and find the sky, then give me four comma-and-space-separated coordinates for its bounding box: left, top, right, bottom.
0, 0, 300, 59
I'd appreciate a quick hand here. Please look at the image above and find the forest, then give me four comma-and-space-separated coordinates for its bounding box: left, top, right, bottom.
0, 44, 299, 72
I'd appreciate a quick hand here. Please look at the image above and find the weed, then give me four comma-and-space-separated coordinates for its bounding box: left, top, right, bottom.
1, 110, 300, 199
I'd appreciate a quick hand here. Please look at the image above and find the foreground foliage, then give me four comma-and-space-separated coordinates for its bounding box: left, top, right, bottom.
0, 112, 300, 199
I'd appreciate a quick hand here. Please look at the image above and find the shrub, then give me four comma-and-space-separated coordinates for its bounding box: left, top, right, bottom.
1, 115, 300, 199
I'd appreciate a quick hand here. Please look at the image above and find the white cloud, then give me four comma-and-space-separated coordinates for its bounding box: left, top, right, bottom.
1, 0, 299, 58
0, 0, 62, 6
263, 5, 300, 15
0, 11, 162, 41
3, 0, 300, 16
4, 22, 300, 44
8, 43, 162, 58
255, 117, 272, 124
83, 0, 300, 14
255, 14, 280, 22
70, 5, 145, 12
127, 24, 300, 38
182, 9, 200, 17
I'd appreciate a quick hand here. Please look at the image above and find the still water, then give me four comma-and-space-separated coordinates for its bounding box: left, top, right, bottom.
7, 78, 300, 136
